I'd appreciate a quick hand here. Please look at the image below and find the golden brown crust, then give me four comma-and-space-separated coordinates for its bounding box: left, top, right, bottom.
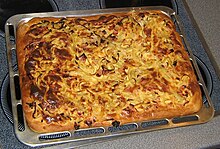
16, 10, 202, 133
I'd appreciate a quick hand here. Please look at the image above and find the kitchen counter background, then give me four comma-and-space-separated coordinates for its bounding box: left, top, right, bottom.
0, 0, 220, 148
186, 0, 220, 79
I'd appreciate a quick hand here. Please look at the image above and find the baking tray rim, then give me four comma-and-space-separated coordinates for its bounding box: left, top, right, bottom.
6, 6, 175, 26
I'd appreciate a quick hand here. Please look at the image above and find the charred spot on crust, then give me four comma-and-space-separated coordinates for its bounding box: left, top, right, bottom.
117, 21, 123, 26
74, 122, 80, 130
79, 53, 87, 61
26, 102, 36, 109
84, 120, 93, 127
44, 74, 61, 82
27, 26, 48, 36
98, 15, 115, 24
25, 58, 38, 79
32, 102, 37, 118
144, 28, 152, 37
169, 49, 174, 53
100, 38, 105, 43
138, 13, 145, 18
46, 89, 60, 109
30, 84, 44, 100
42, 114, 62, 124
112, 120, 120, 127
54, 48, 72, 60
173, 60, 177, 66
75, 18, 88, 25
52, 18, 66, 29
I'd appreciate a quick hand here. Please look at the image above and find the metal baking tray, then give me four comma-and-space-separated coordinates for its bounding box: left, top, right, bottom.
5, 6, 214, 147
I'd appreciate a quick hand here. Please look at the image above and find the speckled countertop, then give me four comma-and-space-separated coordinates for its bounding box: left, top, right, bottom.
186, 0, 220, 79
0, 0, 220, 149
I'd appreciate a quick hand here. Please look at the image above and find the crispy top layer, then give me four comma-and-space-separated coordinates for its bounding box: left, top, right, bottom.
16, 10, 202, 133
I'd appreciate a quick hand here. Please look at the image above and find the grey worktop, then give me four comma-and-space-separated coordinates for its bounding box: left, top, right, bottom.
186, 0, 220, 79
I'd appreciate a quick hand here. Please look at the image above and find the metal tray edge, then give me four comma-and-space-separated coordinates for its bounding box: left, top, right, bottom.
5, 6, 214, 147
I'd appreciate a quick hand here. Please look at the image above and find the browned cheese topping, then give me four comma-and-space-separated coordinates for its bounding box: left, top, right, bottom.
19, 10, 201, 131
